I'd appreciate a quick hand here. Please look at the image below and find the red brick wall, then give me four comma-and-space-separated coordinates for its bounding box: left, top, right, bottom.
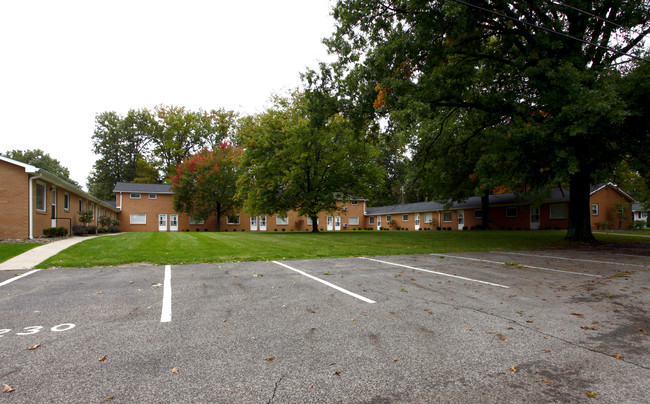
0, 161, 30, 239
590, 187, 634, 230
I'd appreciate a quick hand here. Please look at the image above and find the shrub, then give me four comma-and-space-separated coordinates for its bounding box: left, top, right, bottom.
99, 215, 112, 228
108, 225, 121, 233
633, 220, 647, 229
86, 225, 97, 235
72, 225, 88, 236
97, 227, 109, 234
111, 219, 120, 227
43, 227, 68, 238
78, 210, 94, 226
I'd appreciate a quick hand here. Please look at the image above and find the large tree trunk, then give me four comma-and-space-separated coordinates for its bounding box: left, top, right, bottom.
565, 171, 596, 242
311, 215, 319, 233
480, 189, 490, 230
216, 202, 222, 232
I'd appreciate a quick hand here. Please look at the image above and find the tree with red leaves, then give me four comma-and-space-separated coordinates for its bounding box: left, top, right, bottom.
170, 141, 241, 231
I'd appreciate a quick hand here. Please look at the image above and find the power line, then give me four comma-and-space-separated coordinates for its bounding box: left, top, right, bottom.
448, 0, 649, 63
549, 0, 626, 30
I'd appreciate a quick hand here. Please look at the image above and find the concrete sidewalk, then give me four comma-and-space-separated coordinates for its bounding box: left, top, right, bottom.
0, 235, 108, 270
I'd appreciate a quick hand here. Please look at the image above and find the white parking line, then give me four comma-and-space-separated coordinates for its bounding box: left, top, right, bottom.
360, 257, 510, 288
497, 251, 648, 268
272, 261, 375, 303
0, 270, 40, 287
437, 254, 601, 277
161, 265, 172, 323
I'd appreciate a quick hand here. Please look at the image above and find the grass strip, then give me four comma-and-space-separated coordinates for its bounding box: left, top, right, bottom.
0, 243, 42, 263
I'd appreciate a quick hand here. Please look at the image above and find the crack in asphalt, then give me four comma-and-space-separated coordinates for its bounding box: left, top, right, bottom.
265, 373, 287, 404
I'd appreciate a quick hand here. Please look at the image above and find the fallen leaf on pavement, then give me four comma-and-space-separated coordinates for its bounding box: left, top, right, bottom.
585, 391, 597, 398
638, 328, 648, 335
98, 355, 107, 362
540, 378, 552, 384
613, 353, 623, 359
1, 384, 15, 393
27, 343, 41, 350
497, 334, 509, 341
265, 356, 275, 361
570, 312, 583, 317
465, 328, 473, 331
510, 366, 518, 373
581, 326, 597, 330
333, 371, 341, 375
97, 291, 104, 294
171, 367, 179, 373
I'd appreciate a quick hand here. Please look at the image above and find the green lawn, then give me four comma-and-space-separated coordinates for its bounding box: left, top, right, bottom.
0, 243, 42, 263
34, 230, 650, 269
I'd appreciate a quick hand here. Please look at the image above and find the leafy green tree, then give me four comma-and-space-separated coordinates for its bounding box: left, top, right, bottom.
326, 0, 650, 241
169, 141, 241, 232
3, 149, 80, 187
236, 90, 384, 232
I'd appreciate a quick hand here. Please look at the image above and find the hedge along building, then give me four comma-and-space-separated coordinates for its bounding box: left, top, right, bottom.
0, 156, 120, 239
113, 182, 368, 232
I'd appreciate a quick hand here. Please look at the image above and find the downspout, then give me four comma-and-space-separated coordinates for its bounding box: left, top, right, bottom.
28, 174, 43, 239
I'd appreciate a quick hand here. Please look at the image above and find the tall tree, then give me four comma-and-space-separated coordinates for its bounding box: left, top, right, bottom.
2, 149, 80, 187
236, 90, 384, 232
326, 0, 650, 241
169, 141, 241, 232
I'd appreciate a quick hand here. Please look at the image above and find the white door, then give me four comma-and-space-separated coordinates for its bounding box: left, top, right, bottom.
377, 216, 381, 230
250, 216, 258, 231
335, 216, 341, 231
530, 207, 540, 230
158, 214, 167, 231
170, 214, 178, 231
327, 216, 333, 231
457, 210, 464, 230
259, 216, 267, 231
51, 188, 57, 227
414, 213, 420, 230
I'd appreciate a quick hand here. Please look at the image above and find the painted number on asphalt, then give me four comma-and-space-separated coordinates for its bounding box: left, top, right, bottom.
0, 323, 75, 337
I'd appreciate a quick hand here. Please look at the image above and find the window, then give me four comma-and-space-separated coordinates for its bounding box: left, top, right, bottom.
443, 211, 452, 222
506, 207, 517, 218
550, 204, 568, 219
424, 213, 433, 223
130, 214, 146, 224
474, 210, 482, 219
64, 192, 70, 210
351, 200, 358, 205
35, 182, 46, 211
276, 216, 289, 225
369, 216, 375, 225
130, 193, 141, 199
592, 203, 599, 216
227, 215, 240, 225
190, 215, 205, 225
402, 214, 409, 221
148, 194, 157, 199
386, 215, 392, 222
79, 199, 83, 212
307, 217, 319, 225
349, 217, 359, 225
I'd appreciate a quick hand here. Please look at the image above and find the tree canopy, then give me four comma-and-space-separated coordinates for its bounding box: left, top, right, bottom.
326, 0, 650, 241
2, 149, 80, 187
236, 90, 384, 232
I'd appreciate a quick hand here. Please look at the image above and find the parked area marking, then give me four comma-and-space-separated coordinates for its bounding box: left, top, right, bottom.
497, 251, 648, 268
0, 323, 75, 338
272, 261, 376, 303
160, 265, 172, 323
0, 269, 40, 287
360, 257, 510, 288
435, 254, 601, 277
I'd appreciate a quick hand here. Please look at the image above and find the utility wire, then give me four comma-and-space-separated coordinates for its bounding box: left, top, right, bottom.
549, 0, 626, 30
448, 0, 649, 63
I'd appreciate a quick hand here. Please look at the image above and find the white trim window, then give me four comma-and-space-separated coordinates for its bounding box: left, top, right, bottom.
130, 214, 146, 224
79, 199, 83, 212
35, 182, 46, 211
474, 210, 482, 219
592, 203, 599, 216
506, 207, 517, 218
424, 213, 433, 223
130, 193, 141, 199
64, 192, 70, 210
402, 214, 409, 221
369, 216, 375, 225
276, 216, 289, 225
148, 194, 157, 199
386, 215, 392, 222
227, 215, 240, 225
443, 211, 452, 222
550, 204, 568, 219
307, 217, 320, 225
190, 215, 205, 225
349, 217, 359, 225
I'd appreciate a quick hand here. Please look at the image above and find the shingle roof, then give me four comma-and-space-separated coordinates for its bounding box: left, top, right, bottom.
632, 203, 647, 212
113, 182, 173, 194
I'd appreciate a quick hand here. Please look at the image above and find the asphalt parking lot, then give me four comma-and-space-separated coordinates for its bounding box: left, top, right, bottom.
1, 246, 649, 403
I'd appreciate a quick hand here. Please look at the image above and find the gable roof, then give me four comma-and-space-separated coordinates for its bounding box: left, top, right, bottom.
113, 182, 173, 194
590, 182, 636, 202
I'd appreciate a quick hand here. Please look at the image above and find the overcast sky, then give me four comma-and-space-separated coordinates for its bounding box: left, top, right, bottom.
0, 0, 336, 189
